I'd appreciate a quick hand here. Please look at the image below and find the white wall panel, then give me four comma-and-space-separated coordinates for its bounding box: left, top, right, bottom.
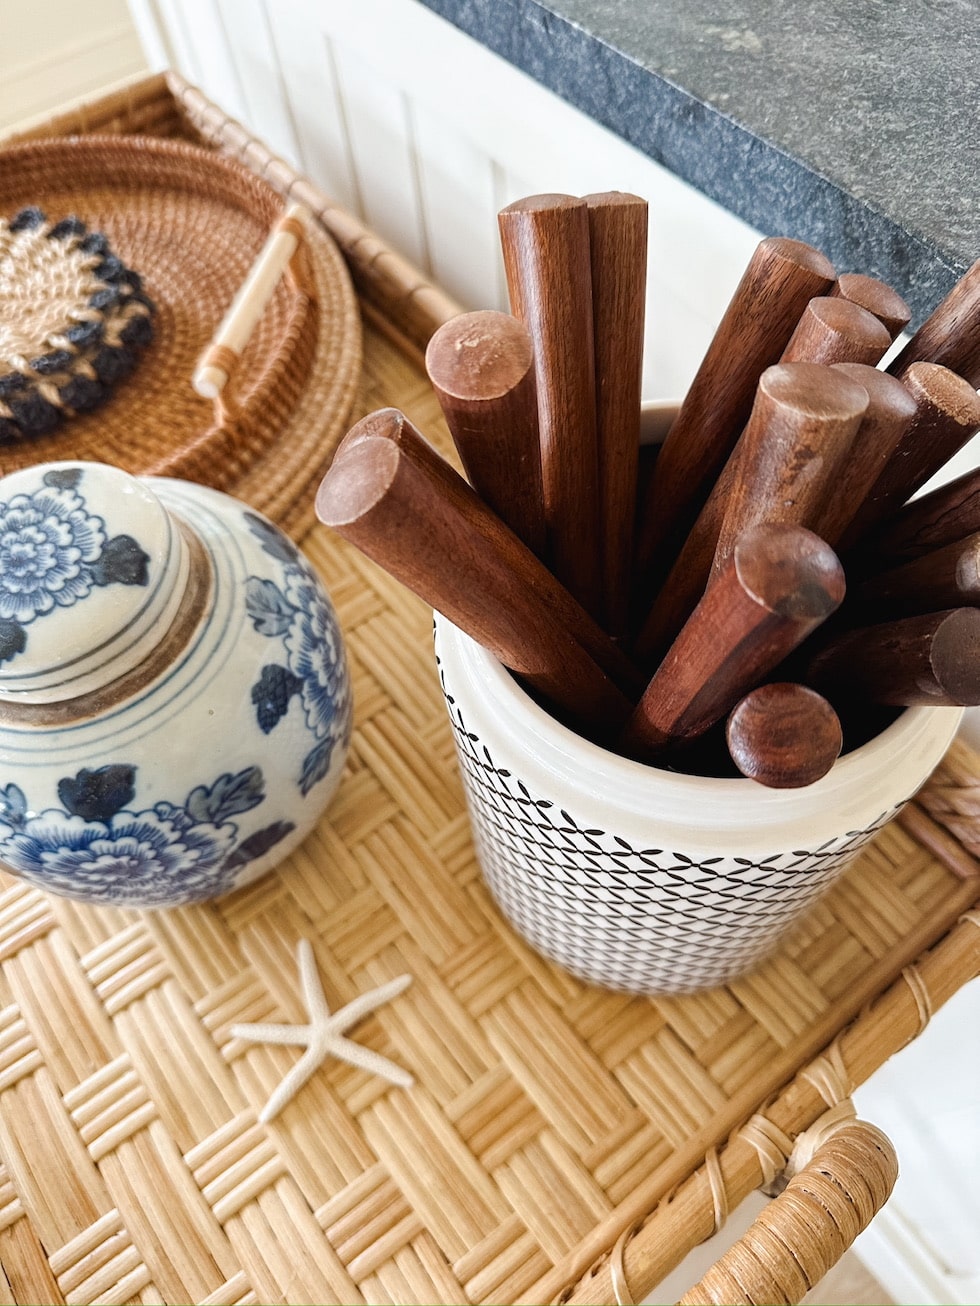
269, 3, 362, 217
328, 37, 429, 272
211, 0, 303, 166
411, 98, 501, 310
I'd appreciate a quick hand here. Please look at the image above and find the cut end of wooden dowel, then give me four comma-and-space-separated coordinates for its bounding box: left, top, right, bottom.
758, 361, 869, 423
832, 273, 912, 336
758, 236, 836, 281
315, 432, 402, 528
338, 405, 410, 445
582, 190, 648, 210
734, 523, 846, 620
425, 310, 534, 402
903, 362, 980, 427
792, 297, 894, 355
830, 362, 919, 422
933, 608, 980, 704
727, 683, 843, 787
497, 193, 585, 217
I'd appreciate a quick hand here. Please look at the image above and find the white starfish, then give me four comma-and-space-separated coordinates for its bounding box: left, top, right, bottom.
230, 939, 413, 1122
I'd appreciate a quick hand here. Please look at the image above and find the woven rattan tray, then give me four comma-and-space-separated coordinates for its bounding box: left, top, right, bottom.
1, 74, 979, 1306
0, 131, 361, 539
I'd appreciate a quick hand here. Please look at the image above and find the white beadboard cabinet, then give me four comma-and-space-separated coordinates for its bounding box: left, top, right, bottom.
127, 3, 980, 1303
127, 0, 766, 401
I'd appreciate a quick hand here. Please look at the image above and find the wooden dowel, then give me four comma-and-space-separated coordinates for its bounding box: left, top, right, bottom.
193, 202, 306, 398
621, 523, 845, 761
678, 298, 897, 557
585, 191, 648, 634
779, 296, 893, 366
804, 608, 980, 706
634, 236, 835, 580
726, 683, 843, 787
851, 362, 980, 528
331, 404, 461, 494
498, 193, 602, 616
316, 412, 643, 723
424, 310, 545, 555
317, 433, 632, 734
823, 363, 918, 551
711, 362, 868, 575
868, 463, 980, 562
829, 273, 912, 339
633, 364, 864, 664
888, 258, 980, 387
856, 532, 980, 617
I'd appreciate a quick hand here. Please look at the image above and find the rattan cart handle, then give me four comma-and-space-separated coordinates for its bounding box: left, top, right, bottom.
192, 202, 309, 401
677, 1121, 898, 1305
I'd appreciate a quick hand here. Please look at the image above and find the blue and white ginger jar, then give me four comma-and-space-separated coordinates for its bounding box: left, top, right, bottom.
0, 461, 351, 908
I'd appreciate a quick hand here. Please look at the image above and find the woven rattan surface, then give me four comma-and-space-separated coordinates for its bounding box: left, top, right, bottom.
0, 316, 978, 1306
2, 73, 979, 1306
0, 132, 361, 538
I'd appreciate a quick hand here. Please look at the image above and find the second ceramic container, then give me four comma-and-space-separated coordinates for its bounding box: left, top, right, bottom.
0, 461, 351, 909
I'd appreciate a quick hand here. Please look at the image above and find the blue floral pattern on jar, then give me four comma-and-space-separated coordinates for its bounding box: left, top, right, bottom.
0, 764, 294, 908
0, 467, 150, 665
244, 512, 352, 795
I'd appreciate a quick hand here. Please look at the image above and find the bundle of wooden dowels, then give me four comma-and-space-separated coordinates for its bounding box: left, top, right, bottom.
317, 190, 980, 788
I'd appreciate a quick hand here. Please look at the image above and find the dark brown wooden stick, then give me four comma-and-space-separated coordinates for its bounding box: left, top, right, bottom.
851, 362, 980, 529
693, 297, 896, 543
633, 236, 835, 579
633, 364, 864, 664
585, 191, 648, 635
726, 683, 843, 787
322, 408, 644, 701
823, 363, 919, 551
621, 523, 845, 760
868, 463, 980, 562
635, 308, 891, 661
829, 273, 912, 339
425, 310, 545, 555
317, 433, 633, 734
498, 194, 602, 616
804, 608, 980, 706
856, 532, 980, 617
888, 258, 980, 387
711, 362, 868, 575
779, 296, 893, 366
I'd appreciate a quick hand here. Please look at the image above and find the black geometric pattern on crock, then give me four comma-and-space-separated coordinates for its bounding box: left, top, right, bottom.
437, 657, 904, 994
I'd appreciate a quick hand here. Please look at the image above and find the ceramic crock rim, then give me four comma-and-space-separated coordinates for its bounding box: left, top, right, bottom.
435, 615, 963, 849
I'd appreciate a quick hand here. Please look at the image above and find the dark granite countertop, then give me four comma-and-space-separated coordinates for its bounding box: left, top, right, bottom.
416, 0, 979, 325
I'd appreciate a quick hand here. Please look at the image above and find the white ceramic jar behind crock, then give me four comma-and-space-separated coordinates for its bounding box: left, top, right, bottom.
0, 461, 351, 909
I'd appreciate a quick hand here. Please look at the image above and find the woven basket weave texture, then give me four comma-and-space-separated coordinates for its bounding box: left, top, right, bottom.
0, 133, 361, 537
0, 315, 977, 1306
1, 73, 978, 1306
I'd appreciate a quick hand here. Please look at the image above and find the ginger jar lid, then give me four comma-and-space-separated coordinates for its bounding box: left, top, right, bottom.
0, 460, 187, 703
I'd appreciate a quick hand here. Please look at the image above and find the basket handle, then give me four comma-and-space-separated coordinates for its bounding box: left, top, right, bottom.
192, 202, 311, 417
677, 1121, 898, 1305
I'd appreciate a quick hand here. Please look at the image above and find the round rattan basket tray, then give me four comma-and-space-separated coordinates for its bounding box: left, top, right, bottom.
0, 134, 361, 535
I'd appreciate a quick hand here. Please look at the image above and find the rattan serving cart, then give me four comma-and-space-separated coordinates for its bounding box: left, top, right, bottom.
0, 71, 977, 1306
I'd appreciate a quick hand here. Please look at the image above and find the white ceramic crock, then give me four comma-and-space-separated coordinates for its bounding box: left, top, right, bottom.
0, 461, 351, 909
435, 617, 960, 994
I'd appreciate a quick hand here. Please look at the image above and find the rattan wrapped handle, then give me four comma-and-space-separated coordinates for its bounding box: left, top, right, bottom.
192, 202, 309, 402
678, 1121, 898, 1305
